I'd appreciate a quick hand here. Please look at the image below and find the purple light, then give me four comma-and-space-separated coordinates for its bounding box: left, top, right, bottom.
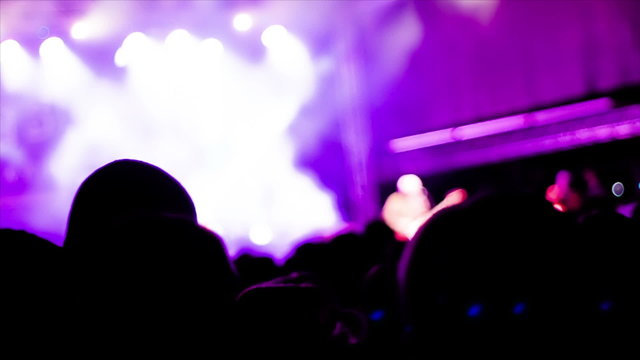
389, 97, 615, 153
388, 128, 453, 153
452, 115, 526, 141
611, 182, 624, 197
0, 39, 36, 92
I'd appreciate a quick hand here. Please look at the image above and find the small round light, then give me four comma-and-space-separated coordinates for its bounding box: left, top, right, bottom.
71, 21, 90, 40
397, 174, 423, 195
233, 13, 253, 32
467, 304, 482, 318
513, 302, 526, 315
611, 182, 624, 197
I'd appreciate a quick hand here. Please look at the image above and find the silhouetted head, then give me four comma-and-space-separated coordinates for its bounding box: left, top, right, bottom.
64, 159, 196, 252
398, 193, 567, 354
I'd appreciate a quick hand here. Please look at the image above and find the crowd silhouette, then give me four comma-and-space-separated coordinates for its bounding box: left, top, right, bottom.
3, 159, 638, 357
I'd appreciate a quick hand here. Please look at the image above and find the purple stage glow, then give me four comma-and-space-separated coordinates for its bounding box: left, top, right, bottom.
389, 97, 615, 153
2, 0, 640, 260
1, 5, 356, 259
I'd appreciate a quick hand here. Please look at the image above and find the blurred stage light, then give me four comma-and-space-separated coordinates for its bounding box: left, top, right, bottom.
233, 13, 253, 32
114, 32, 151, 67
0, 40, 36, 92
39, 37, 65, 60
397, 174, 423, 195
38, 37, 93, 102
164, 29, 196, 51
611, 182, 624, 197
200, 38, 224, 58
4, 29, 340, 260
249, 223, 274, 246
1, 39, 22, 62
553, 203, 567, 212
70, 21, 91, 40
261, 25, 289, 49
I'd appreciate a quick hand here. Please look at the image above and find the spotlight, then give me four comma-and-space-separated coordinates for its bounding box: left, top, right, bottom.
397, 174, 423, 195
0, 39, 22, 64
200, 38, 224, 58
70, 21, 91, 40
249, 223, 273, 246
0, 39, 35, 91
164, 29, 194, 49
233, 13, 253, 32
39, 37, 65, 60
261, 25, 289, 49
114, 32, 150, 67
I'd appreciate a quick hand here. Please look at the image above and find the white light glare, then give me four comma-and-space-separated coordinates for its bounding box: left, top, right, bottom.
114, 32, 150, 67
233, 13, 254, 32
200, 38, 224, 58
39, 37, 66, 59
0, 39, 36, 91
70, 21, 91, 40
261, 25, 289, 49
249, 223, 274, 246
164, 29, 195, 50
0, 39, 22, 63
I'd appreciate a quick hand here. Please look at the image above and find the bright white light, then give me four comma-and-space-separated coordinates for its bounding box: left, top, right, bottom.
233, 13, 253, 32
122, 32, 149, 49
70, 21, 91, 40
0, 39, 22, 63
164, 29, 196, 50
397, 174, 423, 195
114, 32, 151, 67
38, 37, 93, 102
249, 223, 274, 246
0, 40, 36, 92
199, 38, 224, 58
8, 29, 340, 261
39, 37, 66, 60
261, 25, 289, 49
114, 47, 127, 67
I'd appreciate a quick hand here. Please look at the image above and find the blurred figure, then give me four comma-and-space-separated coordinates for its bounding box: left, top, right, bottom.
382, 174, 467, 240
